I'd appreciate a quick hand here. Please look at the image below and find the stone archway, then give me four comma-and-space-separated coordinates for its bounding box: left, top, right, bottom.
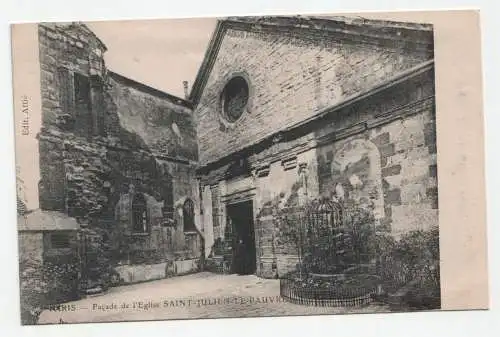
330, 138, 385, 221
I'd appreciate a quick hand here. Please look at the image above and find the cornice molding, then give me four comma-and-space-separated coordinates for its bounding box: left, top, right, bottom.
196, 60, 435, 177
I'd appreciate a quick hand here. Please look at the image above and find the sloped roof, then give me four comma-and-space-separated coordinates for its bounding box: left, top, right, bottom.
189, 15, 434, 105
18, 209, 80, 232
227, 15, 433, 32
108, 71, 193, 108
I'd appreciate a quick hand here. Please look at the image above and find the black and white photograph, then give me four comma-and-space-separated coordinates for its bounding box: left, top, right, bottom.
9, 10, 487, 326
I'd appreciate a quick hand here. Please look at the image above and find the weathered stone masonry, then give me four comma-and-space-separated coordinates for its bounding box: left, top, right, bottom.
194, 17, 433, 166
193, 16, 438, 278
32, 16, 439, 284
36, 22, 202, 282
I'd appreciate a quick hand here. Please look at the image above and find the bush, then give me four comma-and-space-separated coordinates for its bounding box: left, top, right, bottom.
273, 199, 378, 274
19, 255, 80, 325
274, 196, 440, 309
19, 259, 46, 325
375, 226, 440, 309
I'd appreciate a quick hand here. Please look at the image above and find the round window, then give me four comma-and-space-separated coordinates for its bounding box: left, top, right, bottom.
221, 76, 249, 122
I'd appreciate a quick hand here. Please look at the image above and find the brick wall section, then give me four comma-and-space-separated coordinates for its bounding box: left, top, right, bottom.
196, 27, 433, 165
37, 23, 201, 268
316, 103, 438, 235
314, 75, 437, 236
375, 106, 438, 236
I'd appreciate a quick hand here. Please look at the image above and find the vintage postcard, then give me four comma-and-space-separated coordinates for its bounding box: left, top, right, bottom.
11, 10, 488, 325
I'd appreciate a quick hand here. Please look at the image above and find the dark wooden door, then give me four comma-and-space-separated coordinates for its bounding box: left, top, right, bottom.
227, 200, 256, 275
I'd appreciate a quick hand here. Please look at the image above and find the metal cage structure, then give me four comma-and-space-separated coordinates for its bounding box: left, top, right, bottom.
278, 197, 380, 307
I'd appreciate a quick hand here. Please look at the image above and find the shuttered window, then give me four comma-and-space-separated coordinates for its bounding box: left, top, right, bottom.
57, 67, 74, 116
56, 68, 96, 136
74, 72, 93, 135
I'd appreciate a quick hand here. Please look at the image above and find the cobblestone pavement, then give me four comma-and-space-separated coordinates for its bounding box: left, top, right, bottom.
38, 272, 391, 324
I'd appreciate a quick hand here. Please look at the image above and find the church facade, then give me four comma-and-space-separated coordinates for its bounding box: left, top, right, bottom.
192, 16, 437, 278
28, 15, 438, 286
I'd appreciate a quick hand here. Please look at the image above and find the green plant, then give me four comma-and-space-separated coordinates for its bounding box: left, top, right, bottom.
19, 259, 46, 325
375, 226, 440, 308
18, 254, 80, 325
300, 201, 376, 274
275, 198, 377, 275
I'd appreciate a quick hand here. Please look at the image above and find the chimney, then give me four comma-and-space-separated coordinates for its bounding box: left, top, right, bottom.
182, 81, 189, 100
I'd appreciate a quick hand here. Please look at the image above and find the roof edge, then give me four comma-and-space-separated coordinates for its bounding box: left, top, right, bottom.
108, 71, 194, 109
39, 21, 108, 52
188, 19, 225, 104
226, 15, 433, 32
189, 15, 434, 105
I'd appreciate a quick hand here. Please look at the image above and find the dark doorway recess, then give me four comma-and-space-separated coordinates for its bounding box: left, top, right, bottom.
227, 200, 256, 275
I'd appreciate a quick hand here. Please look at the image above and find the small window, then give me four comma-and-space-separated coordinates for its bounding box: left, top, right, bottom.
221, 76, 249, 122
57, 67, 74, 116
74, 72, 93, 135
183, 199, 196, 232
162, 181, 174, 224
132, 193, 149, 233
50, 233, 71, 249
56, 68, 97, 135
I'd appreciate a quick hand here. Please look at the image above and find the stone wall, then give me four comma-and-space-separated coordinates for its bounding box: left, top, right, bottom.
199, 63, 437, 277
107, 73, 197, 161
192, 20, 434, 277
315, 68, 437, 236
35, 19, 438, 282
18, 231, 44, 265
195, 23, 433, 165
18, 229, 81, 305
37, 22, 201, 276
38, 23, 107, 130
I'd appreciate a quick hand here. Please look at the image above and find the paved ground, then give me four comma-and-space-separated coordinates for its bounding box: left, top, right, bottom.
38, 272, 390, 324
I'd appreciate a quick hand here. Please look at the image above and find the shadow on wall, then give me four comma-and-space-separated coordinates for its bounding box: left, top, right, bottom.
38, 81, 194, 271
107, 74, 198, 162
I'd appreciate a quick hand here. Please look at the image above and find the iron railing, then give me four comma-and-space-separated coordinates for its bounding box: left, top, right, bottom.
277, 197, 380, 307
279, 272, 379, 307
